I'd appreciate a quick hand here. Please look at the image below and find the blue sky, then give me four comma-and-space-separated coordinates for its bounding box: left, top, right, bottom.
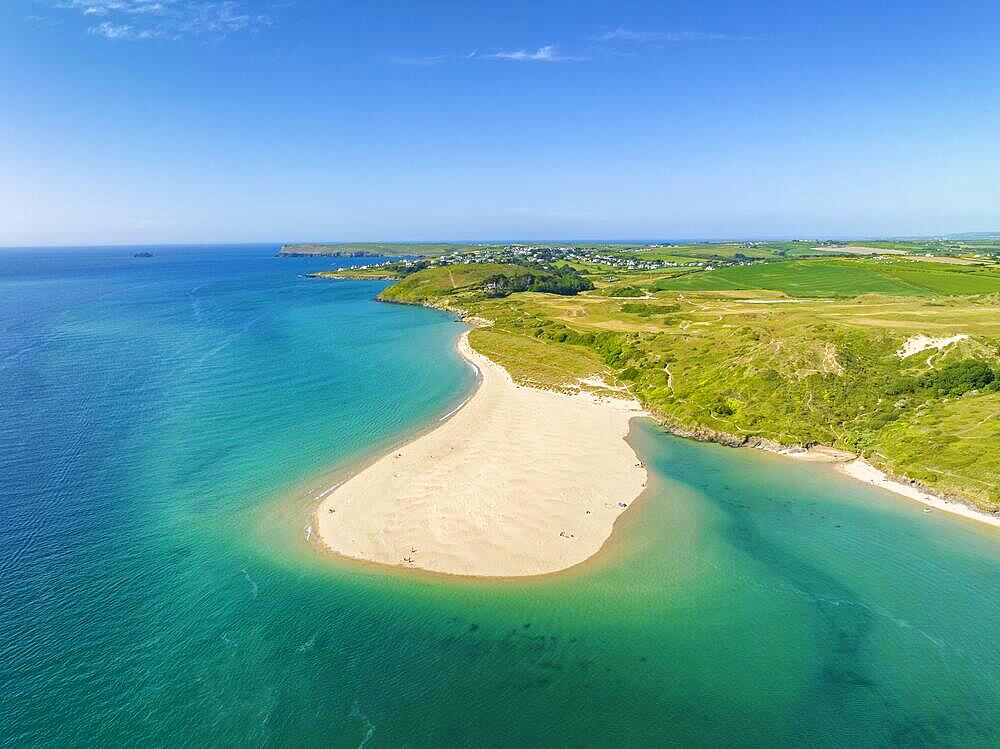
2, 1, 999, 245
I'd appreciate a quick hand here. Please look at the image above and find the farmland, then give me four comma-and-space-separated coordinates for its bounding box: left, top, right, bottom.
651, 258, 1000, 297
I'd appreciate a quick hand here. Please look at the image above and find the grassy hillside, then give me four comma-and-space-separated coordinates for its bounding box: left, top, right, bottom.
378, 264, 538, 305
874, 393, 1000, 503
350, 258, 1000, 512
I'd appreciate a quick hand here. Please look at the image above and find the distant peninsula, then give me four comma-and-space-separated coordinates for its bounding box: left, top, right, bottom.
278, 241, 686, 259
278, 243, 454, 258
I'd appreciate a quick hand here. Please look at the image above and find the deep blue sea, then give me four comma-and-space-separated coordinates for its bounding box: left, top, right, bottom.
1, 244, 998, 747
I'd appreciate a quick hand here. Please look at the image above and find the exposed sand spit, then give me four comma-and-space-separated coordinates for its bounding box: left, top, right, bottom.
316, 332, 648, 577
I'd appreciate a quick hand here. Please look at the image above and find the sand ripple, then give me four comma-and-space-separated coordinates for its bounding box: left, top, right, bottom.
316, 332, 647, 577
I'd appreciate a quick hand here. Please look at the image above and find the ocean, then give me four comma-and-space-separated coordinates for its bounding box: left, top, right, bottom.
1, 244, 997, 747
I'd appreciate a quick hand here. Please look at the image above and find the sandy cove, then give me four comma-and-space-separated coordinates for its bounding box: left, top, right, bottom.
838, 459, 1000, 529
647, 410, 1000, 530
316, 331, 648, 577
741, 444, 999, 529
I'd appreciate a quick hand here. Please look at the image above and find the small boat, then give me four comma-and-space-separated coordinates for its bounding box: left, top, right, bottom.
923, 508, 932, 513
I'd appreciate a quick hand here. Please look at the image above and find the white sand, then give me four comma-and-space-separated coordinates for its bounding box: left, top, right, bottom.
779, 445, 857, 462
839, 459, 1000, 529
897, 334, 968, 359
316, 332, 648, 577
747, 444, 999, 529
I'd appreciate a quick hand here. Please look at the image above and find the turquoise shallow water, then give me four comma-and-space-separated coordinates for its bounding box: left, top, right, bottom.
1, 245, 998, 748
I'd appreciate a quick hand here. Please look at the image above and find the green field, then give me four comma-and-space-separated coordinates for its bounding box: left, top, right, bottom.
836, 238, 1000, 256
615, 242, 787, 261
613, 240, 838, 261
652, 258, 1000, 297
614, 238, 1000, 264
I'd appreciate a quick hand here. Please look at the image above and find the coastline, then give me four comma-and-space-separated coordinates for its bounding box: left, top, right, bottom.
304, 281, 997, 550
652, 416, 999, 529
315, 330, 649, 577
838, 458, 1000, 529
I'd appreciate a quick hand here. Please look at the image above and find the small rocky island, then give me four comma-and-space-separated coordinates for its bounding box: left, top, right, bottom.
133, 251, 154, 258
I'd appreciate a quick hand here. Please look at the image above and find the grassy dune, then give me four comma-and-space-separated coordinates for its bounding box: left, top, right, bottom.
875, 394, 1000, 504
350, 256, 1000, 512
469, 327, 611, 392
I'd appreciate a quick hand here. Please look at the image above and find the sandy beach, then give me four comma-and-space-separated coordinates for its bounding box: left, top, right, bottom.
711, 434, 999, 530
316, 331, 648, 577
839, 459, 1000, 528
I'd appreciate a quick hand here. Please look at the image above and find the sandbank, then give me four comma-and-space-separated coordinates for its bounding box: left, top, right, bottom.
316, 331, 648, 577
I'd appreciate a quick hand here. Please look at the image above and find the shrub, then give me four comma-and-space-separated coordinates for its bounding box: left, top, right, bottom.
711, 399, 735, 417
920, 359, 995, 396
621, 302, 655, 315
481, 268, 594, 298
884, 375, 916, 396
608, 286, 645, 298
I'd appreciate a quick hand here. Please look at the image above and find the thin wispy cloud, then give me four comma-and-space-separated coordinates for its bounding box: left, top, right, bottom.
88, 21, 155, 38
50, 0, 273, 40
482, 45, 583, 62
384, 26, 757, 69
385, 44, 585, 66
176, 2, 271, 36
598, 27, 758, 43
63, 0, 173, 16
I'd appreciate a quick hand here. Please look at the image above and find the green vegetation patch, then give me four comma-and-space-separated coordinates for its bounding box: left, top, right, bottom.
874, 393, 1000, 511
620, 302, 681, 316
653, 258, 1000, 298
482, 267, 594, 298
312, 267, 403, 280
919, 359, 997, 396
378, 264, 535, 305
879, 265, 1000, 295
603, 285, 648, 298
469, 327, 610, 391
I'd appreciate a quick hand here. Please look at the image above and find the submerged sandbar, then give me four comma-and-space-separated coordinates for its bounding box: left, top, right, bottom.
316, 331, 647, 577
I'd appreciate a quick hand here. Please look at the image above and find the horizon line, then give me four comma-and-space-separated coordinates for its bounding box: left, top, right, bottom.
3, 231, 1000, 250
